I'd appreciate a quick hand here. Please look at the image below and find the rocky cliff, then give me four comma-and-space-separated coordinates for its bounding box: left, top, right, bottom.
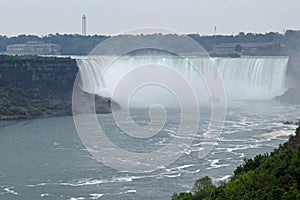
0, 55, 118, 119
276, 53, 300, 104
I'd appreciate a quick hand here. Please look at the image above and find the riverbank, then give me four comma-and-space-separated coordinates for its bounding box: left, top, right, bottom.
172, 125, 300, 200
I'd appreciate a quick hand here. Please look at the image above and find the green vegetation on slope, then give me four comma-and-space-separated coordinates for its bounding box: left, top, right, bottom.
0, 55, 118, 119
0, 55, 77, 119
172, 126, 300, 200
0, 87, 72, 119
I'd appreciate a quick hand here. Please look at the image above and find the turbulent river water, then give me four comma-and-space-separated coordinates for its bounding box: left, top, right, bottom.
0, 56, 298, 200
0, 101, 299, 200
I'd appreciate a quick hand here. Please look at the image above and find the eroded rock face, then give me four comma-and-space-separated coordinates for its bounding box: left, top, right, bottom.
72, 88, 120, 114
276, 88, 300, 105
0, 55, 119, 119
286, 53, 300, 88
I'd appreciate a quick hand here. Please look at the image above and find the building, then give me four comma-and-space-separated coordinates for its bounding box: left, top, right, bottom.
82, 14, 87, 36
6, 41, 61, 55
211, 42, 287, 55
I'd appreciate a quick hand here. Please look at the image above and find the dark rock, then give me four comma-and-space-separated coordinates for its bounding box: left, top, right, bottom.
72, 88, 120, 114
0, 55, 119, 119
275, 88, 300, 105
283, 121, 293, 125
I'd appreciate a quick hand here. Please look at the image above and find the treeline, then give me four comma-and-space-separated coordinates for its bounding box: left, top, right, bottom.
189, 30, 300, 53
0, 54, 71, 63
172, 126, 300, 200
0, 34, 108, 55
1, 30, 300, 55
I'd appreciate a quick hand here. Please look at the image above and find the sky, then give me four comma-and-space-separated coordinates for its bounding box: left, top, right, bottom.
1, 0, 300, 36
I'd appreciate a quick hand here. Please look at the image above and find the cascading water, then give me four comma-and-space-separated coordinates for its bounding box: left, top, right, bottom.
75, 57, 109, 92
212, 57, 288, 100
75, 56, 288, 106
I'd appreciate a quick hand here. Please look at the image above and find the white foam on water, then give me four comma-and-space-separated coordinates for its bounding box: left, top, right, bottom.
162, 164, 196, 178
218, 137, 244, 142
176, 164, 194, 170
206, 159, 230, 170
184, 149, 192, 155
61, 178, 121, 187
124, 190, 137, 194
222, 144, 262, 153
68, 194, 104, 200
154, 137, 169, 145
186, 169, 201, 174
27, 182, 48, 187
164, 128, 176, 134
164, 173, 181, 178
89, 193, 104, 199
261, 130, 295, 138
60, 173, 161, 187
239, 153, 245, 158
167, 132, 195, 140
214, 175, 231, 183
112, 189, 138, 195
165, 164, 194, 173
68, 197, 85, 200
60, 179, 105, 187
3, 187, 18, 195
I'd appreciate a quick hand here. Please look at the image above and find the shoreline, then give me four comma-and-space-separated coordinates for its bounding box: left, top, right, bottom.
0, 113, 72, 121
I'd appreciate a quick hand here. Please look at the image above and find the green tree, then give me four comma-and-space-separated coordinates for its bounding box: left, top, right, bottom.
172, 126, 300, 200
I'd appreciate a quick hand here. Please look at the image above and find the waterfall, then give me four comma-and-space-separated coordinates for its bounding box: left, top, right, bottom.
75, 56, 288, 105
213, 57, 288, 100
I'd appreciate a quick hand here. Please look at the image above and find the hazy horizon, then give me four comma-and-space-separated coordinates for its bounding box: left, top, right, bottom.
1, 0, 300, 37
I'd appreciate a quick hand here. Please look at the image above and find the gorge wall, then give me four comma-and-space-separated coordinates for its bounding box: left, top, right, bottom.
276, 53, 300, 104
0, 55, 115, 119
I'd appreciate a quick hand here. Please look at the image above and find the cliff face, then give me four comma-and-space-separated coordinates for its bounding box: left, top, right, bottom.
0, 55, 117, 119
0, 56, 78, 98
276, 54, 300, 104
276, 88, 300, 104
286, 53, 300, 88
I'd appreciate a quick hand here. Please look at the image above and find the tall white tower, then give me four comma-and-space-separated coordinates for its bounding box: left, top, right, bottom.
82, 15, 87, 36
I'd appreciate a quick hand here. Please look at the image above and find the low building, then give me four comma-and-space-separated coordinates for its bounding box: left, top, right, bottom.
6, 41, 60, 55
211, 42, 286, 55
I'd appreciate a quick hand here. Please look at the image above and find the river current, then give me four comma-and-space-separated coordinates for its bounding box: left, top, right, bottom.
0, 101, 299, 200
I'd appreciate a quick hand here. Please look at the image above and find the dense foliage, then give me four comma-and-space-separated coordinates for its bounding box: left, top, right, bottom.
0, 56, 77, 119
0, 87, 72, 118
172, 126, 300, 200
0, 54, 72, 62
1, 30, 300, 55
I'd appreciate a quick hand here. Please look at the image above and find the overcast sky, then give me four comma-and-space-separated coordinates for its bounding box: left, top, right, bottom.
1, 0, 300, 36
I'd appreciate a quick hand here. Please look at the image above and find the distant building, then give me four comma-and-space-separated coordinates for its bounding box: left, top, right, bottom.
82, 15, 87, 36
211, 42, 287, 55
6, 41, 60, 55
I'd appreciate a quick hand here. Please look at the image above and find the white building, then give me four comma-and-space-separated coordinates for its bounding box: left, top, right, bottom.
6, 41, 60, 55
